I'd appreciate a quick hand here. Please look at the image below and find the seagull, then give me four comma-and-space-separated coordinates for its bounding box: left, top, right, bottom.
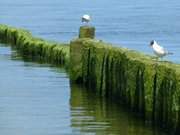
81, 14, 91, 25
150, 40, 173, 59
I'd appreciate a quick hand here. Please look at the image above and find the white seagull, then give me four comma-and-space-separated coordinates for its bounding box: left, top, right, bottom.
150, 40, 173, 59
81, 14, 91, 25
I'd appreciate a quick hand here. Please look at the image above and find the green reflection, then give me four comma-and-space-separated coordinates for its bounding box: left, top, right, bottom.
70, 84, 167, 135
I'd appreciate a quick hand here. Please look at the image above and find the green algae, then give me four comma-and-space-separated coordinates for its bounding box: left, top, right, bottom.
0, 24, 69, 67
79, 26, 95, 39
70, 38, 180, 134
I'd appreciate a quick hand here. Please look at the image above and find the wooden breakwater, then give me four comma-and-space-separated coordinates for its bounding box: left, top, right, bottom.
70, 38, 180, 134
1, 24, 180, 134
0, 24, 69, 67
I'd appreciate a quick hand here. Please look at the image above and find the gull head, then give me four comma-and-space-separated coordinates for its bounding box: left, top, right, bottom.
82, 14, 91, 24
150, 40, 156, 47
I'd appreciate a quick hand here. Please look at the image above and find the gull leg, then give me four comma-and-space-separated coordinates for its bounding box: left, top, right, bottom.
153, 56, 159, 68
86, 22, 89, 26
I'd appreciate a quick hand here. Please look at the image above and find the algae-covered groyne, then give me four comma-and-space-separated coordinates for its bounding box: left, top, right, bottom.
70, 38, 180, 133
0, 24, 69, 67
0, 24, 180, 134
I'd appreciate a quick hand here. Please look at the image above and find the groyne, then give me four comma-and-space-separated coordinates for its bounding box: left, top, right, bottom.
70, 38, 180, 134
0, 24, 69, 67
0, 24, 180, 134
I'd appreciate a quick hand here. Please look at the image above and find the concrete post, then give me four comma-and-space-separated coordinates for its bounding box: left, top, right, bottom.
79, 26, 95, 39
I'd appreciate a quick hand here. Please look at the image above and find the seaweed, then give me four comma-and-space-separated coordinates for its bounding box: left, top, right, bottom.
0, 24, 70, 67
70, 38, 180, 134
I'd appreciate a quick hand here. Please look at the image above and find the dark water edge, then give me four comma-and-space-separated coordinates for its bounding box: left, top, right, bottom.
70, 84, 168, 135
0, 43, 168, 135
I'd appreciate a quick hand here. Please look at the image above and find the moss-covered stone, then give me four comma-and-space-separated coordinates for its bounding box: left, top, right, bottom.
70, 38, 180, 134
79, 26, 95, 39
0, 24, 70, 67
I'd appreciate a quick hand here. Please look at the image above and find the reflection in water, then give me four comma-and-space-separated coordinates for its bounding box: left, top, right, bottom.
70, 84, 167, 135
0, 45, 72, 135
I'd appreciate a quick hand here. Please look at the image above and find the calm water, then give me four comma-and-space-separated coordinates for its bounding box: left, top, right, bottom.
0, 44, 167, 135
0, 0, 180, 63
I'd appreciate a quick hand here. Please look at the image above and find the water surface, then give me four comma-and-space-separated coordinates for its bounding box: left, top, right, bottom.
0, 44, 71, 135
70, 84, 167, 135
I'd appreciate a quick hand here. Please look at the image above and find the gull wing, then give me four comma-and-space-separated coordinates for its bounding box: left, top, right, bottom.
154, 43, 166, 53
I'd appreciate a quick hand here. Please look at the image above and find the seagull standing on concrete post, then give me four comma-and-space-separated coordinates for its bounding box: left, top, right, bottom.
81, 14, 91, 25
150, 40, 173, 60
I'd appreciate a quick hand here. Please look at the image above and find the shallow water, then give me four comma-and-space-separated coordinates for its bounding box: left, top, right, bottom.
0, 44, 168, 135
0, 0, 180, 63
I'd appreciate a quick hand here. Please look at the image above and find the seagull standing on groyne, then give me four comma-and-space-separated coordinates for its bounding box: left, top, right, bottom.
81, 14, 91, 25
150, 40, 173, 59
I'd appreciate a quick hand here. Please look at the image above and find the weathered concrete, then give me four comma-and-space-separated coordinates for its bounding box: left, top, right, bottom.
79, 26, 95, 39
